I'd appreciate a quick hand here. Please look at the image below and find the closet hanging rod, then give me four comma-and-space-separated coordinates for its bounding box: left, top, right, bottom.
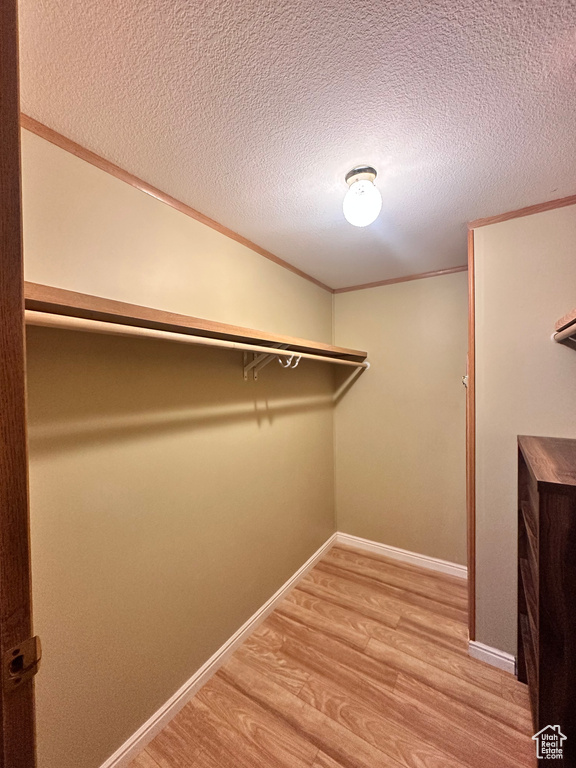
25, 311, 370, 370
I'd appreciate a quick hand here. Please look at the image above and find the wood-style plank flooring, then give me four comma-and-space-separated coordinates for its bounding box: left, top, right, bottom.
130, 545, 535, 768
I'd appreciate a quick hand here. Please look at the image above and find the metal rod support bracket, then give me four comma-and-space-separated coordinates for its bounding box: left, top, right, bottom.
243, 344, 290, 381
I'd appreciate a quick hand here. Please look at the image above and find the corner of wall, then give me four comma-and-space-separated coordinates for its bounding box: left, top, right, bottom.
331, 289, 339, 534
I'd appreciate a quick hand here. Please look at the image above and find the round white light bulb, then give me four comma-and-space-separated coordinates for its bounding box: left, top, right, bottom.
343, 178, 382, 227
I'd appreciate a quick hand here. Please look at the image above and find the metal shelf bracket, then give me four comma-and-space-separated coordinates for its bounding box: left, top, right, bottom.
243, 344, 290, 381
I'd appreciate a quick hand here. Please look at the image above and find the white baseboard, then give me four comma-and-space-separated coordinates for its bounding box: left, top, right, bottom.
468, 641, 516, 674
100, 533, 337, 768
334, 532, 468, 580
101, 530, 471, 766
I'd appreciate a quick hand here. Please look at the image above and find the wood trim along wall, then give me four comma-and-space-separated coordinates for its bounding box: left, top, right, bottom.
19, 116, 478, 297
466, 229, 476, 642
468, 193, 576, 230
0, 3, 36, 765
333, 265, 468, 294
19, 114, 333, 294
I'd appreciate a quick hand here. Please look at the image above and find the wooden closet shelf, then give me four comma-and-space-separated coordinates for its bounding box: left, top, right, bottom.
555, 307, 576, 332
24, 282, 367, 363
554, 307, 576, 344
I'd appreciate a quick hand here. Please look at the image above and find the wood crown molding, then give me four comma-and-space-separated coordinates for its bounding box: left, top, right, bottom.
20, 115, 478, 296
333, 265, 468, 294
20, 114, 333, 294
468, 193, 576, 230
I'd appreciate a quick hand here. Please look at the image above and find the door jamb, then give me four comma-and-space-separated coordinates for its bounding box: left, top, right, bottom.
466, 228, 476, 641
0, 1, 36, 764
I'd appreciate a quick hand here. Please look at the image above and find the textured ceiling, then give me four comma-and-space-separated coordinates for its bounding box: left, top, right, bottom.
17, 0, 576, 289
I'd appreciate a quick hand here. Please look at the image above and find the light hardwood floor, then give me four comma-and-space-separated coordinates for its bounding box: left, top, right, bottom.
130, 545, 535, 768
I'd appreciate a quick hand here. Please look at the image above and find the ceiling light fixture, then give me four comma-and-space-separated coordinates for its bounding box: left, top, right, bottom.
343, 166, 382, 227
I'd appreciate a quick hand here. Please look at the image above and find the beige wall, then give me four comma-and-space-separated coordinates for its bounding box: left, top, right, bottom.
22, 131, 335, 768
474, 205, 576, 654
333, 273, 468, 565
21, 129, 332, 342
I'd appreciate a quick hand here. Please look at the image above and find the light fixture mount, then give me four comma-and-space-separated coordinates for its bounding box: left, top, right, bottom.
342, 165, 382, 227
345, 165, 377, 186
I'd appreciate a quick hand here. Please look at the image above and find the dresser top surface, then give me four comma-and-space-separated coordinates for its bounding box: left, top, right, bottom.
519, 435, 576, 488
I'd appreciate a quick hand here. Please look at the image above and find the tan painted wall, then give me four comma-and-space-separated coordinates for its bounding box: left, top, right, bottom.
22, 131, 335, 768
21, 129, 332, 342
474, 205, 576, 654
333, 273, 468, 565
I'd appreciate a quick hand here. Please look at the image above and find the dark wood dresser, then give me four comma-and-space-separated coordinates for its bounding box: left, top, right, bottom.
518, 436, 576, 762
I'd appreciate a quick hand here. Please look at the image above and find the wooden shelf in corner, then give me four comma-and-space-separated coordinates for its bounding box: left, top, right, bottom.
24, 282, 367, 363
556, 307, 576, 333
553, 306, 576, 345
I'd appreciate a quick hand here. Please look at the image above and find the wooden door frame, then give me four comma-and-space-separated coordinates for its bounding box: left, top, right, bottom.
0, 0, 36, 764
467, 229, 476, 641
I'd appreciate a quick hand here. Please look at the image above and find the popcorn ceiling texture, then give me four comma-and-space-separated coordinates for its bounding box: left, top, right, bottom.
17, 0, 576, 288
